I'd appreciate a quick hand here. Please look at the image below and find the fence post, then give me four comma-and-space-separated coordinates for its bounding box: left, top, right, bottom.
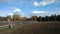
8, 19, 13, 28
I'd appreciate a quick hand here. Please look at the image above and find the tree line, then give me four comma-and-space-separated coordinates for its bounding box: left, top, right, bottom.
0, 14, 60, 21
37, 14, 60, 21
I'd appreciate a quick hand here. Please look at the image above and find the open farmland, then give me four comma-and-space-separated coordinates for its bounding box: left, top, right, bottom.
0, 21, 60, 34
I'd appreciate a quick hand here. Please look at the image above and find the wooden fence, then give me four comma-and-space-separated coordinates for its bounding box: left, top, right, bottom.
0, 21, 37, 29
0, 21, 60, 29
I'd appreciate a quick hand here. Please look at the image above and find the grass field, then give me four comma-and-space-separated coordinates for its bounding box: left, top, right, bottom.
0, 21, 60, 34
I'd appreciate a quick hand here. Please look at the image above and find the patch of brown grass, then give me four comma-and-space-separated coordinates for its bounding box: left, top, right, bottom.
0, 21, 60, 34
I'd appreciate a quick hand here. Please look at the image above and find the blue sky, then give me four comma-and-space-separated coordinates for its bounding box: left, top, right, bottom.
0, 0, 60, 17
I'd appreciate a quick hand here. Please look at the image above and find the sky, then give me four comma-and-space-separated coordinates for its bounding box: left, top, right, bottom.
0, 0, 60, 18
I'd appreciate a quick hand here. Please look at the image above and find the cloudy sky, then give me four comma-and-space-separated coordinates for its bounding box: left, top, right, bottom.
0, 0, 60, 17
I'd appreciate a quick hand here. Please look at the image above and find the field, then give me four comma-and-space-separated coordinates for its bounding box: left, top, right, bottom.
0, 21, 60, 34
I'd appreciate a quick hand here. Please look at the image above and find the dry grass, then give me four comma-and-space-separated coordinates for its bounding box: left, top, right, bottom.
0, 21, 60, 34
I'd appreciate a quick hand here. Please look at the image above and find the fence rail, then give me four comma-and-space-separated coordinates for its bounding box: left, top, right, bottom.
0, 21, 33, 29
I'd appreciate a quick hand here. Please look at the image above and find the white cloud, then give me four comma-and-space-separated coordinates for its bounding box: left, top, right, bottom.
34, 1, 39, 6
8, 13, 13, 16
0, 0, 59, 7
32, 10, 60, 17
34, 0, 59, 6
13, 7, 21, 12
32, 11, 48, 14
12, 7, 26, 17
32, 10, 59, 14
